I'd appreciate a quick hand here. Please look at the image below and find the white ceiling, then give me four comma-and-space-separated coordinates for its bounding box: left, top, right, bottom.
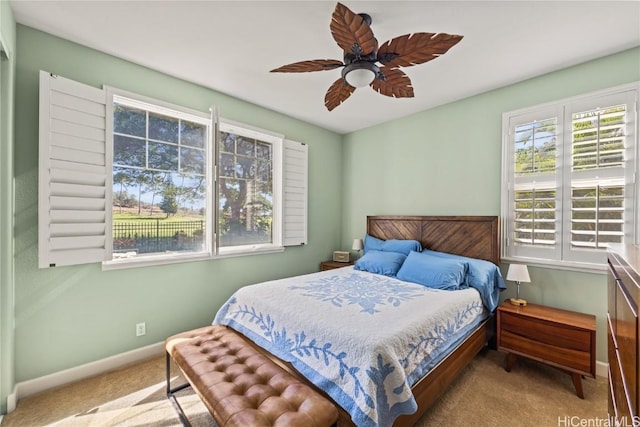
9, 0, 640, 134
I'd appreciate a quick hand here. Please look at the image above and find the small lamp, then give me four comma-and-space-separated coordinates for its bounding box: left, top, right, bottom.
506, 264, 531, 306
352, 238, 363, 260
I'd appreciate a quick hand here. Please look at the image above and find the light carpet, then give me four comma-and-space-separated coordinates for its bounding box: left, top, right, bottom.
1, 348, 607, 426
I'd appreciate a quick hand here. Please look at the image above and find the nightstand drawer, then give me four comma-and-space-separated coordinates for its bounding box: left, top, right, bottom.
500, 329, 592, 374
500, 311, 592, 353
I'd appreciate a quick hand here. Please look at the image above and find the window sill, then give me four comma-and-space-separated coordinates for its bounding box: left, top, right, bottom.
102, 246, 286, 270
500, 256, 607, 275
102, 252, 214, 271
216, 246, 285, 259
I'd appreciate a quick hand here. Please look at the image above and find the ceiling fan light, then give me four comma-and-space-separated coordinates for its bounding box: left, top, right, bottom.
345, 68, 376, 87
343, 62, 378, 88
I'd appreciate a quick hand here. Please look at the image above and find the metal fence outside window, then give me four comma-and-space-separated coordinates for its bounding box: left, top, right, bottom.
113, 220, 205, 254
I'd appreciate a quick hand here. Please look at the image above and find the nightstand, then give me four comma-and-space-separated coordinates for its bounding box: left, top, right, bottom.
320, 260, 354, 271
497, 301, 596, 398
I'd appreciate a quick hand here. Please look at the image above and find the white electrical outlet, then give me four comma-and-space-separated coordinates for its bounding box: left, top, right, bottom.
136, 322, 146, 337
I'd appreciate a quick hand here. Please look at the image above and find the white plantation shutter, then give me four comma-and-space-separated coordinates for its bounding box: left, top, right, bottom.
283, 139, 308, 246
38, 71, 109, 268
502, 83, 639, 268
505, 106, 562, 262
562, 90, 637, 264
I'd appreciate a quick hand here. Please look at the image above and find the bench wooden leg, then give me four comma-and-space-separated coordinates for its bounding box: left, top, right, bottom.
166, 351, 194, 427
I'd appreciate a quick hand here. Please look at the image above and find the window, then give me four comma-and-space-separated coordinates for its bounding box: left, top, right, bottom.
218, 121, 283, 254
38, 71, 307, 269
501, 83, 639, 270
110, 95, 211, 260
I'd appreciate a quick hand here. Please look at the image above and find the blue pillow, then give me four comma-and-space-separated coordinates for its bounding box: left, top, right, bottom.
396, 251, 468, 290
363, 234, 422, 256
421, 249, 506, 311
354, 250, 407, 277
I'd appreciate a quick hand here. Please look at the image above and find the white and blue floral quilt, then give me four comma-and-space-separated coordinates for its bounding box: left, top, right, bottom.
213, 267, 487, 427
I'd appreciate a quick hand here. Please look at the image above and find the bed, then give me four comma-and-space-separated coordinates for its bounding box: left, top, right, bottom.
213, 215, 503, 427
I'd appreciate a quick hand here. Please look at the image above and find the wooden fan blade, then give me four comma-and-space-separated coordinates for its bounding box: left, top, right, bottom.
325, 77, 356, 111
377, 32, 463, 67
370, 67, 414, 98
271, 59, 344, 73
330, 2, 378, 57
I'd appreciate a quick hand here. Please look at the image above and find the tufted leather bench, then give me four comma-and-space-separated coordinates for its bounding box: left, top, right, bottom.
165, 325, 339, 427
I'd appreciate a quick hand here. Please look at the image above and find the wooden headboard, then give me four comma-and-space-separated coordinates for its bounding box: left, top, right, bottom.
366, 216, 500, 265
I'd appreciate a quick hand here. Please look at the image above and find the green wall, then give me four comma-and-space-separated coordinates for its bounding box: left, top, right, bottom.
13, 25, 343, 382
0, 0, 16, 414
341, 47, 640, 363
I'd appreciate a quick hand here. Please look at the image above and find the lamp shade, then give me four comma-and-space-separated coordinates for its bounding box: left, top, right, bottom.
342, 62, 379, 88
352, 238, 364, 251
345, 68, 376, 87
506, 264, 531, 283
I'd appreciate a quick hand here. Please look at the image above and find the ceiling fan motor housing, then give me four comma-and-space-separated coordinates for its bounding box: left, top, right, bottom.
358, 13, 372, 26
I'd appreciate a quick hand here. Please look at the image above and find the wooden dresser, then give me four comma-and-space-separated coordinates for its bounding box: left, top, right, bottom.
608, 245, 640, 423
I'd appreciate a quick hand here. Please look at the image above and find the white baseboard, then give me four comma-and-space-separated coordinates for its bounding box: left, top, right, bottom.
6, 385, 16, 413
596, 360, 608, 378
11, 341, 164, 408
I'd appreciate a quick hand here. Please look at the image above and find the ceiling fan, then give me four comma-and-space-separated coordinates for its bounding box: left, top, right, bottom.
270, 2, 463, 111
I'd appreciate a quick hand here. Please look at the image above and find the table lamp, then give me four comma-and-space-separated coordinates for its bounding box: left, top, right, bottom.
506, 264, 530, 306
352, 238, 363, 260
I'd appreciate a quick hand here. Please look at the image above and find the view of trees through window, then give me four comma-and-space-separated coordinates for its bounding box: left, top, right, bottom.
513, 118, 557, 247
570, 105, 625, 248
219, 130, 274, 247
514, 118, 557, 176
111, 100, 208, 258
